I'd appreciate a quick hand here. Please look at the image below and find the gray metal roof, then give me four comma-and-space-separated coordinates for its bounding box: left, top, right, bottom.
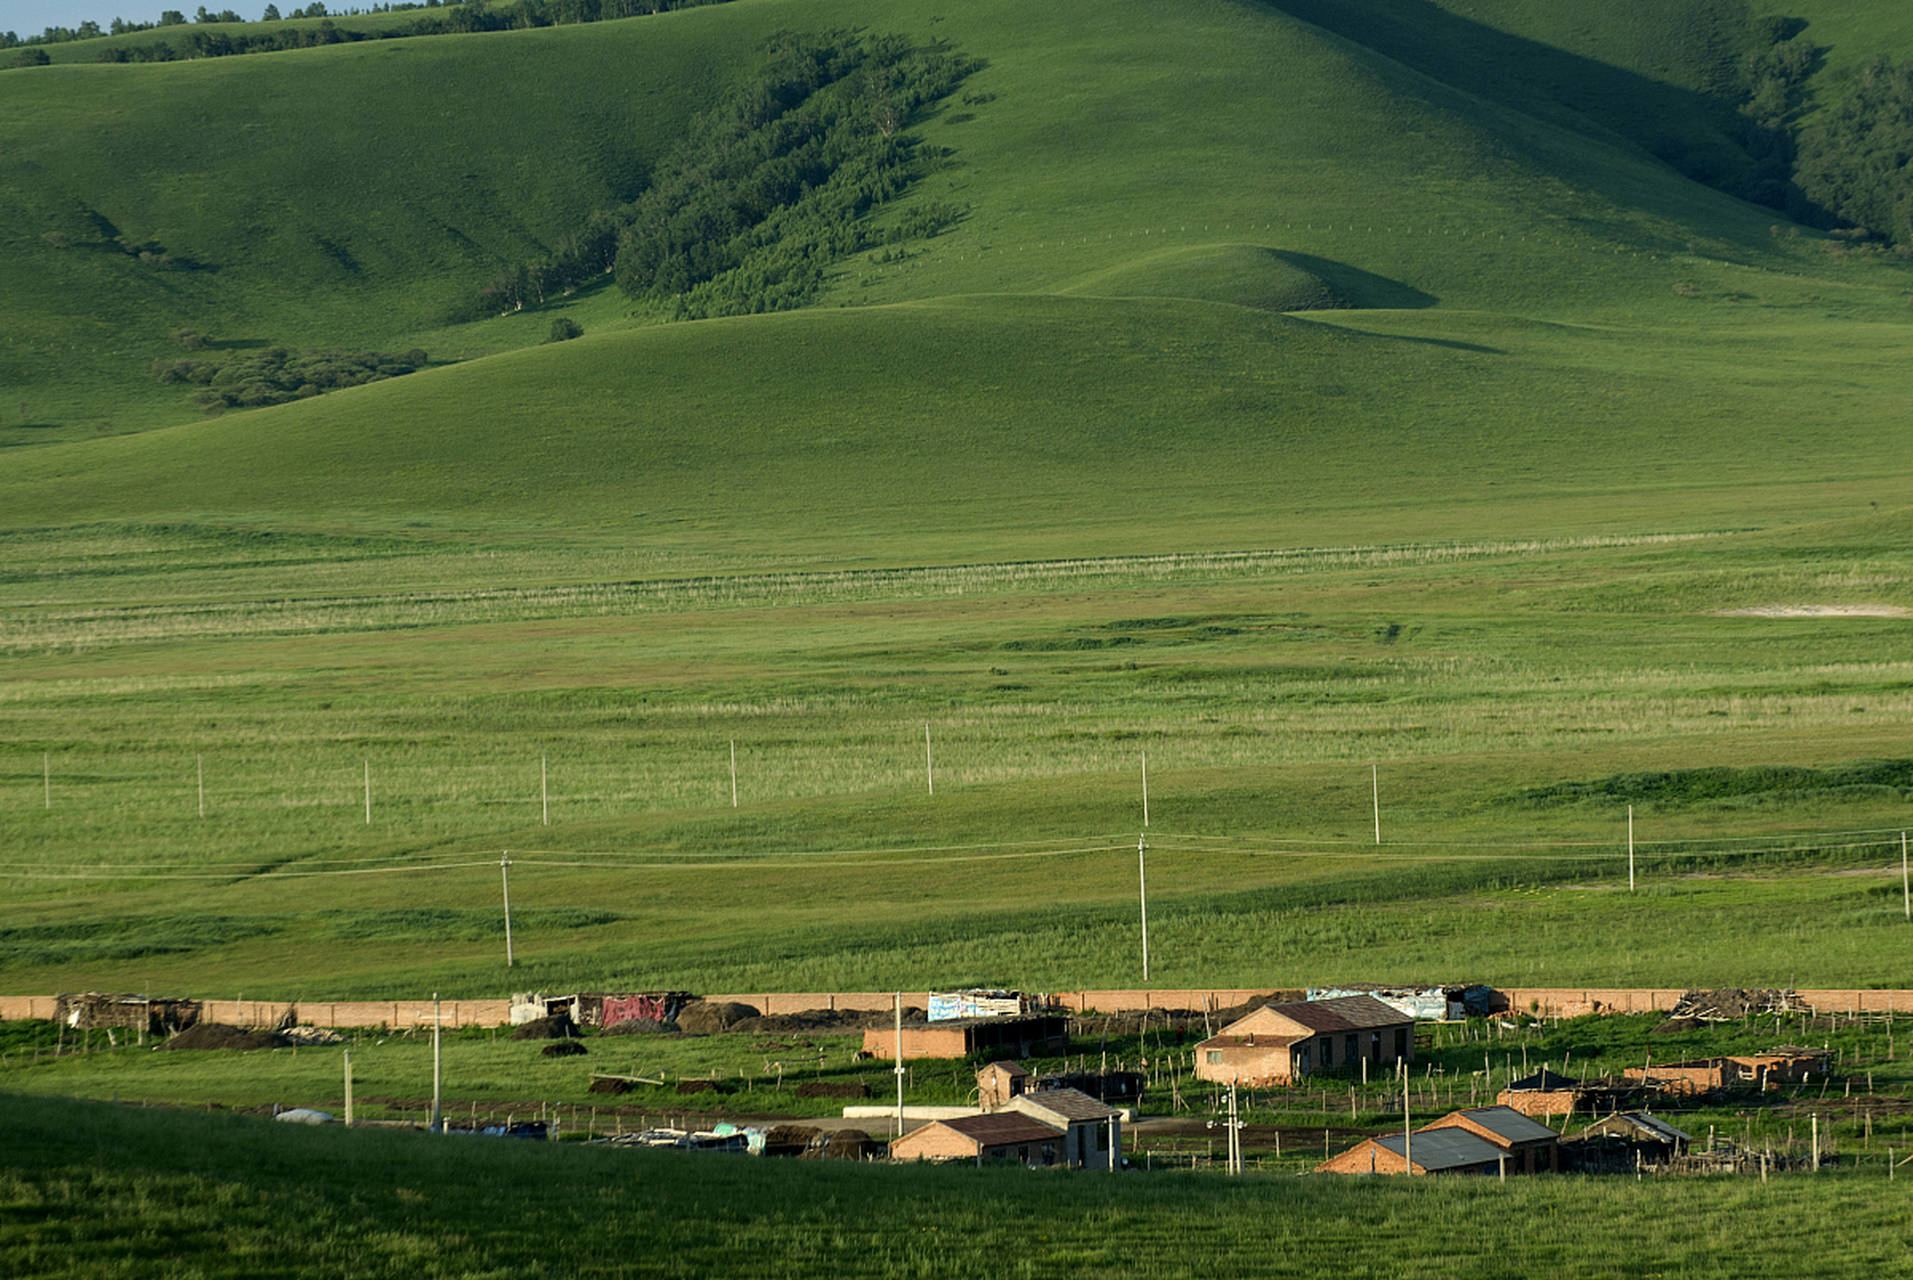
1009, 1087, 1120, 1123
1587, 1111, 1694, 1145
928, 1113, 1063, 1147
1374, 1129, 1507, 1172
1439, 1106, 1561, 1145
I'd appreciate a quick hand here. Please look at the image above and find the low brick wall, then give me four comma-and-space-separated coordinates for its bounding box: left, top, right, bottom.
10, 987, 1913, 1029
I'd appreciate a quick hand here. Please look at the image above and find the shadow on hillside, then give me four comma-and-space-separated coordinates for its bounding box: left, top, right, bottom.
1257, 0, 1819, 231
207, 338, 272, 351
1270, 251, 1437, 309
1330, 329, 1504, 355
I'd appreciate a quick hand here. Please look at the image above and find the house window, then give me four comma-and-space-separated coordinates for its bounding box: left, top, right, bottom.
1321, 1038, 1333, 1067
1097, 1125, 1110, 1151
1041, 1143, 1056, 1166
1346, 1034, 1357, 1063
1394, 1028, 1409, 1059
1207, 1050, 1223, 1064
1371, 1031, 1381, 1061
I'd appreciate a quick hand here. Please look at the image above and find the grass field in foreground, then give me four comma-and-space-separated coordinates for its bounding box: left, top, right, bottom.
4, 1077, 1912, 1280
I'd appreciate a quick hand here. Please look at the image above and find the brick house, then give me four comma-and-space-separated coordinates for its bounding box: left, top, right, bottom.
890, 1113, 1069, 1166
1193, 994, 1414, 1086
1317, 1128, 1511, 1176
1420, 1105, 1562, 1173
862, 1012, 1069, 1062
1005, 1088, 1123, 1171
977, 1061, 1029, 1110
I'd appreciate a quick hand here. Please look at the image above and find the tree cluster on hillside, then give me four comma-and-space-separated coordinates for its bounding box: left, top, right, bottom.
1, 0, 734, 63
150, 345, 428, 409
484, 30, 976, 321
1793, 56, 1913, 250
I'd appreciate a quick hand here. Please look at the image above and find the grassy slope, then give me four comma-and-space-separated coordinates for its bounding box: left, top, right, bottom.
6, 1092, 1908, 1280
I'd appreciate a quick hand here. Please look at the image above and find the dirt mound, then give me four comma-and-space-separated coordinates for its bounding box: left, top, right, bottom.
675, 1079, 718, 1094
510, 1014, 580, 1041
802, 1128, 883, 1161
588, 1077, 630, 1095
795, 1081, 870, 1098
675, 1001, 760, 1034
161, 1022, 288, 1051
732, 1006, 924, 1035
761, 1124, 819, 1157
601, 1018, 670, 1036
541, 1040, 588, 1057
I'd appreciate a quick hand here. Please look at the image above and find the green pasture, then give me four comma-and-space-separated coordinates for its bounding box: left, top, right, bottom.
5, 1012, 1913, 1278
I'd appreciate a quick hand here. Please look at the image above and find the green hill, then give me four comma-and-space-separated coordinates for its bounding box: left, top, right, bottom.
2, 0, 1913, 1006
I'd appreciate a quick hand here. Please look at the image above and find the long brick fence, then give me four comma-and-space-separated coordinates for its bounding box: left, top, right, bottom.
6, 987, 1913, 1029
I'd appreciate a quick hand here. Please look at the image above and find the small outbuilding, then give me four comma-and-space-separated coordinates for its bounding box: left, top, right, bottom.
977, 1061, 1029, 1110
862, 1012, 1069, 1062
1418, 1105, 1562, 1173
1005, 1087, 1123, 1171
1318, 1128, 1511, 1177
890, 1113, 1068, 1167
1194, 994, 1414, 1086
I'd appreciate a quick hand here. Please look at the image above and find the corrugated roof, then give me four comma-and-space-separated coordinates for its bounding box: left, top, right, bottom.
1374, 1129, 1507, 1172
930, 1113, 1063, 1146
1589, 1112, 1694, 1145
1272, 994, 1413, 1033
1434, 1106, 1560, 1145
1009, 1087, 1120, 1123
1192, 1033, 1303, 1051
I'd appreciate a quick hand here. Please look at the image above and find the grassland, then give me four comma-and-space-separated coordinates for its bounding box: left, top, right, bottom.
1, 0, 1912, 1006
6, 1012, 1913, 1278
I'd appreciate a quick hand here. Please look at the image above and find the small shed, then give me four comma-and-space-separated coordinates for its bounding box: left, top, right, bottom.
1318, 1128, 1510, 1176
862, 1012, 1069, 1062
1580, 1111, 1693, 1156
55, 992, 201, 1037
1497, 1067, 1584, 1119
1194, 994, 1414, 1086
890, 1113, 1066, 1166
1419, 1105, 1562, 1173
1006, 1087, 1123, 1170
977, 1061, 1029, 1110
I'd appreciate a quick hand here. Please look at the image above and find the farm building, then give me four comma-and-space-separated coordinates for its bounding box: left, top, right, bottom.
1621, 1049, 1830, 1095
1579, 1112, 1693, 1157
1307, 983, 1495, 1022
890, 1113, 1072, 1167
977, 1061, 1029, 1109
509, 991, 692, 1028
1004, 1088, 1123, 1171
55, 992, 201, 1037
1497, 1067, 1587, 1119
1419, 1105, 1562, 1173
1320, 1105, 1561, 1176
1317, 1128, 1512, 1177
1193, 994, 1414, 1086
928, 989, 1047, 1020
862, 1012, 1069, 1062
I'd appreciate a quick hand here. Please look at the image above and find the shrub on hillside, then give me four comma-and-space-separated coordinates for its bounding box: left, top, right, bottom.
150, 345, 429, 410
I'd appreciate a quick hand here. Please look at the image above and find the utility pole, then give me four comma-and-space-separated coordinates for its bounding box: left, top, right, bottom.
893, 992, 905, 1138
1138, 833, 1150, 983
432, 993, 443, 1134
501, 852, 515, 967
925, 724, 934, 796
1628, 805, 1636, 892
1372, 763, 1381, 845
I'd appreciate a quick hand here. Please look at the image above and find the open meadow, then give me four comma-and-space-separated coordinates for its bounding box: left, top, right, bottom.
4, 0, 1913, 1272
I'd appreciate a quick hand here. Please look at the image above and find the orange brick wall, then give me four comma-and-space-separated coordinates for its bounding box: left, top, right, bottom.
891, 1123, 979, 1161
